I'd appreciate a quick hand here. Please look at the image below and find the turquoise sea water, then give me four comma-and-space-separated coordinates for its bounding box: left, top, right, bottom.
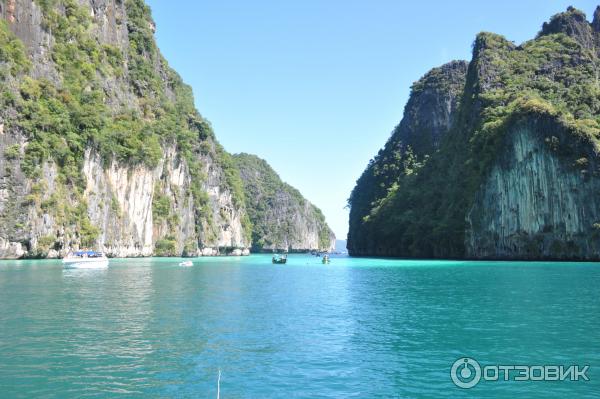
0, 254, 599, 398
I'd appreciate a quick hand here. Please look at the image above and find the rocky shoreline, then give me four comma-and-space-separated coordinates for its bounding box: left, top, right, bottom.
0, 238, 252, 259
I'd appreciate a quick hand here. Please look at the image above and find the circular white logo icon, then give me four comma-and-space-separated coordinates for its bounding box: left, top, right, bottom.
451, 357, 482, 389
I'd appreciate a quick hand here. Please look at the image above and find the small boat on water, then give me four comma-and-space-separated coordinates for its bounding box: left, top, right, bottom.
272, 254, 287, 264
62, 251, 109, 269
179, 260, 193, 267
322, 255, 330, 264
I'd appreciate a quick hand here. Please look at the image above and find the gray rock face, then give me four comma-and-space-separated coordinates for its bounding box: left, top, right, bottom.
1, 0, 55, 81
0, 0, 250, 257
394, 60, 469, 156
233, 153, 335, 252
467, 119, 600, 259
540, 6, 595, 49
80, 147, 248, 257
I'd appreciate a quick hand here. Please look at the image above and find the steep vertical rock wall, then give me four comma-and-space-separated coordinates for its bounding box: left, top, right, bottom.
0, 0, 251, 257
467, 119, 600, 259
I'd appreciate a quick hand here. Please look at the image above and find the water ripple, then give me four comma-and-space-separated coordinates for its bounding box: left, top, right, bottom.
0, 256, 599, 397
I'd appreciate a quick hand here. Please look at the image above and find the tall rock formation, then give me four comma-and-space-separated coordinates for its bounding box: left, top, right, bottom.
233, 153, 335, 252
348, 6, 600, 260
348, 61, 468, 256
0, 0, 252, 258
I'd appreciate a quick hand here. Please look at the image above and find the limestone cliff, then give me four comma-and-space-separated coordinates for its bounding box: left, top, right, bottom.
349, 6, 600, 260
466, 117, 600, 259
233, 153, 335, 252
0, 0, 253, 257
348, 61, 468, 256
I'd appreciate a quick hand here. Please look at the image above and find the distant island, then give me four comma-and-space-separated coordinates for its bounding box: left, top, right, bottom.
348, 6, 600, 260
0, 0, 334, 259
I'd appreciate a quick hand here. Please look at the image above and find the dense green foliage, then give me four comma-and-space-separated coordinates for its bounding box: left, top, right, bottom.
0, 20, 31, 76
152, 186, 171, 220
3, 144, 20, 160
234, 153, 332, 251
348, 7, 600, 257
154, 236, 177, 256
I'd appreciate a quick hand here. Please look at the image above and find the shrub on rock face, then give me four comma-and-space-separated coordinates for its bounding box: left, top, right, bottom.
155, 237, 177, 256
3, 144, 20, 160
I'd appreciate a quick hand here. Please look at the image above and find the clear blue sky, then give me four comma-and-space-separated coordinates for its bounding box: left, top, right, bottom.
146, 0, 598, 239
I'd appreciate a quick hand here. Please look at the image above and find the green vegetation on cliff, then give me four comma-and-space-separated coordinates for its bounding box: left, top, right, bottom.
233, 153, 334, 251
348, 6, 600, 259
348, 60, 468, 255
0, 20, 30, 75
0, 0, 256, 252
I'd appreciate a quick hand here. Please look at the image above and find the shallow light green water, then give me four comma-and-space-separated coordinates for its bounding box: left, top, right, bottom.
0, 254, 599, 398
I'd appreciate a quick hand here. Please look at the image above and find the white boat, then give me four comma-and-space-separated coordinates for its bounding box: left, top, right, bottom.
62, 251, 109, 269
179, 260, 193, 267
